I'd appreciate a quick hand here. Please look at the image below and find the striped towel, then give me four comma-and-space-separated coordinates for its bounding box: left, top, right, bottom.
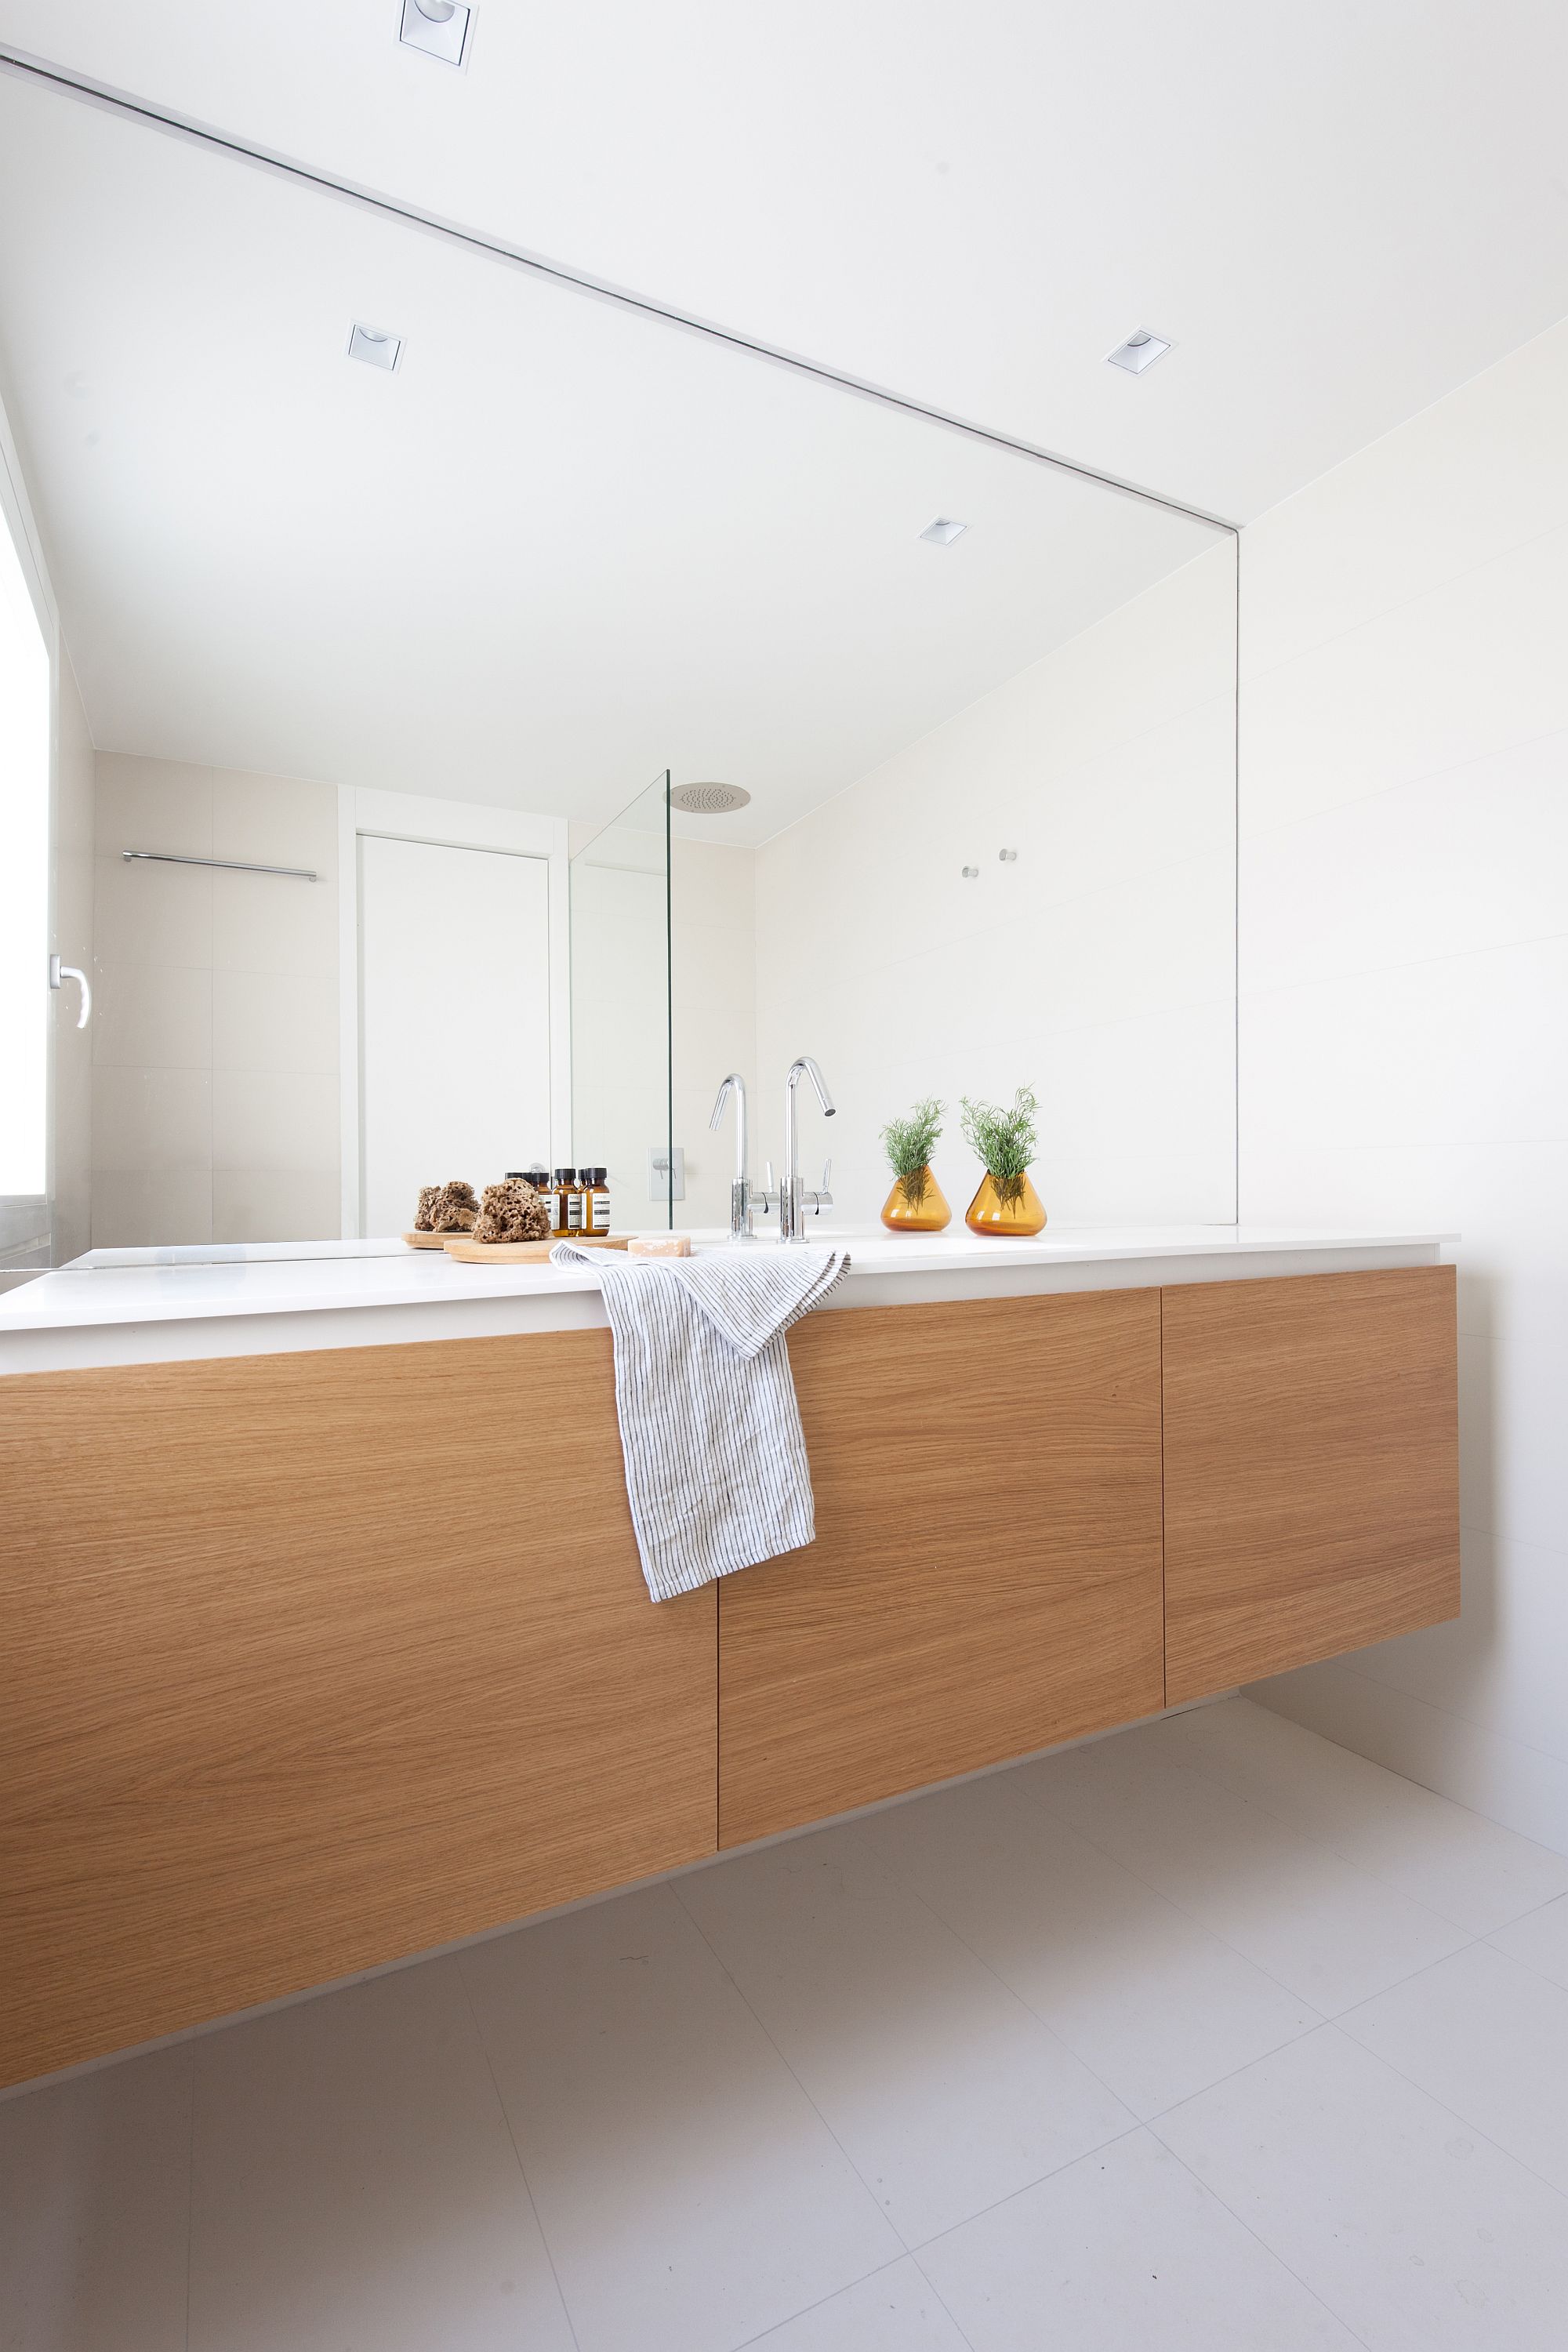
551, 1240, 851, 1601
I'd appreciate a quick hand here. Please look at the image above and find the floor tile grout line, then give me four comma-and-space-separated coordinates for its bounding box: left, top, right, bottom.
1142, 2102, 1378, 2352
1154, 2015, 1568, 2227
671, 1867, 1151, 2292
1320, 1651, 1568, 1780
902, 2247, 983, 2351
1127, 1711, 1520, 1939
450, 1955, 584, 2352
1325, 2011, 1568, 2209
1010, 1731, 1488, 2003
665, 1875, 916, 2257
183, 2039, 196, 2352
1166, 1702, 1568, 1926
832, 1815, 1145, 2123
1479, 1920, 1568, 1994
726, 2252, 944, 2352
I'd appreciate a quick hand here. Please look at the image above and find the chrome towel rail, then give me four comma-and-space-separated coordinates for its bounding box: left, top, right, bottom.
122, 850, 317, 881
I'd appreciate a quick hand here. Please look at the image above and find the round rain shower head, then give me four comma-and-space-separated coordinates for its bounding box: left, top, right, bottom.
670, 782, 753, 815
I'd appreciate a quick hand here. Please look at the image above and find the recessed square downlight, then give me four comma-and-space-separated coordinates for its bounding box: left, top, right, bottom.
1105, 327, 1171, 375
347, 322, 403, 372
920, 517, 969, 546
399, 0, 472, 67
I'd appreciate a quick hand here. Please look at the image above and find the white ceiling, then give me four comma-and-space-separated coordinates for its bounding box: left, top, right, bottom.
0, 67, 1216, 838
2, 0, 1565, 525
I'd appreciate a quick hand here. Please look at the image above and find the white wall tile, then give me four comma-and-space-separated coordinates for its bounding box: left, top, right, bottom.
93, 849, 212, 969
90, 1168, 213, 1249
212, 1168, 341, 1244
212, 1069, 338, 1174
210, 866, 337, 978
212, 969, 336, 1076
93, 964, 212, 1071
210, 768, 337, 875
89, 754, 341, 1242
95, 752, 212, 859
91, 1065, 211, 1172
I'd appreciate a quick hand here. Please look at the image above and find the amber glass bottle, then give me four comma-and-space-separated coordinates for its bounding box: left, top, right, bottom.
964, 1171, 1047, 1237
880, 1170, 952, 1232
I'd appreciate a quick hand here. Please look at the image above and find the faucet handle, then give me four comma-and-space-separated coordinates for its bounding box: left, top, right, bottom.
821, 1158, 832, 1192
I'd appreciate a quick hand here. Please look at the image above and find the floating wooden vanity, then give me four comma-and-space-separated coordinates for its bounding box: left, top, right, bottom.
0, 1236, 1459, 2089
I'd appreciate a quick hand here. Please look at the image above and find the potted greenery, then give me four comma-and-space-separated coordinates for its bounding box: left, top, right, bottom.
960, 1086, 1046, 1236
878, 1098, 951, 1232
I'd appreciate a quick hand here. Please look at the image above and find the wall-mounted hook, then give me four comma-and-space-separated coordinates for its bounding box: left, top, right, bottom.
49, 954, 92, 1029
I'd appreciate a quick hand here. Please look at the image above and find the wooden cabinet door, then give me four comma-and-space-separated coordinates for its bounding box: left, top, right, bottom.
1162, 1267, 1460, 1704
717, 1289, 1164, 1848
0, 1330, 716, 2089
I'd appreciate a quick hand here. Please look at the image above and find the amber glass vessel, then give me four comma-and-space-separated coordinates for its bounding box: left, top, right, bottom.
880, 1169, 952, 1233
964, 1170, 1047, 1238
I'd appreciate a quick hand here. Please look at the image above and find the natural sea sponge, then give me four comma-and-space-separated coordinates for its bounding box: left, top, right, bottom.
423, 1179, 480, 1233
471, 1177, 551, 1245
413, 1185, 441, 1232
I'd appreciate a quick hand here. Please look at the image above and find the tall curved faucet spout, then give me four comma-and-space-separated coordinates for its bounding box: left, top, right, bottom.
710, 1073, 752, 1236
781, 1058, 837, 1240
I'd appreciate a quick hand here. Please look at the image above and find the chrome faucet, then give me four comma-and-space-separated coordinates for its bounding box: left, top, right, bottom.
709, 1072, 753, 1238
760, 1056, 836, 1240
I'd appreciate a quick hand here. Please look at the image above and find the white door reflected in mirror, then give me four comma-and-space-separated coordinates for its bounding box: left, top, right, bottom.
357, 834, 551, 1239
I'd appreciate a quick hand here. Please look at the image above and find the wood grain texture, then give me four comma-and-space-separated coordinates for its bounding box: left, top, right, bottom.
717, 1290, 1165, 1847
0, 1332, 716, 2088
1162, 1267, 1461, 1704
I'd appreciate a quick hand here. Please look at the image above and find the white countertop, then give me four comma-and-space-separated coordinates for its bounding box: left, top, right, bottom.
0, 1225, 1450, 1377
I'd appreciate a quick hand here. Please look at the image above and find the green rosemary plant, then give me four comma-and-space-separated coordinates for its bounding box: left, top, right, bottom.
960, 1086, 1040, 1206
880, 1098, 945, 1207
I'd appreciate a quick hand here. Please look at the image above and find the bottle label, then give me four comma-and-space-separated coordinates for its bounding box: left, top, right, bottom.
587, 1192, 610, 1233
566, 1194, 583, 1232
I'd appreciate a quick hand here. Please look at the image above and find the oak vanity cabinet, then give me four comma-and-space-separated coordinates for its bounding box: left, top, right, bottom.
717, 1289, 1167, 1846
0, 1330, 717, 2087
1162, 1267, 1461, 1701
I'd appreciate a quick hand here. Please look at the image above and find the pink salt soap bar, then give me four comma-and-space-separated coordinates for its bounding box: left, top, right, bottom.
628, 1232, 693, 1258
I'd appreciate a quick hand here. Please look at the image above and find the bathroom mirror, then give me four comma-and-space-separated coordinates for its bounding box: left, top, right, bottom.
0, 61, 1236, 1261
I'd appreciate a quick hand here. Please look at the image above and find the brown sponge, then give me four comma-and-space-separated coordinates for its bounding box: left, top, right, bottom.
471, 1177, 552, 1245
423, 1179, 480, 1233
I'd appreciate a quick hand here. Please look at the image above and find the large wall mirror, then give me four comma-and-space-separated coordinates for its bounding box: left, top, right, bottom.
0, 60, 1236, 1265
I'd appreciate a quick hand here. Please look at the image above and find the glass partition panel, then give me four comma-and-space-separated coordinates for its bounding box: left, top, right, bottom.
570, 775, 672, 1232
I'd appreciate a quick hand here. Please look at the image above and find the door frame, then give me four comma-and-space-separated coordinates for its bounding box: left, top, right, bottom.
336, 787, 571, 1238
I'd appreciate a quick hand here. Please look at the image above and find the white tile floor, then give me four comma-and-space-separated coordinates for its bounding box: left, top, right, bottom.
7, 1697, 1568, 2351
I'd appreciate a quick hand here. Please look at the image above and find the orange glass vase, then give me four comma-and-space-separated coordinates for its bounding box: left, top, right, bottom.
880, 1169, 952, 1233
964, 1170, 1047, 1238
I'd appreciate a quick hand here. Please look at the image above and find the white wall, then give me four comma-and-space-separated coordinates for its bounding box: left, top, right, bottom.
1240, 315, 1568, 1851
752, 543, 1237, 1227
91, 753, 339, 1246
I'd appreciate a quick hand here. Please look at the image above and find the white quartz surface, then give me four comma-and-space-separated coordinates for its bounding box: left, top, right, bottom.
0, 1225, 1449, 1377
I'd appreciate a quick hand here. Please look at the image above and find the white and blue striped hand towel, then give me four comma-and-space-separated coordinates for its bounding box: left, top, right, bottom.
551, 1240, 851, 1602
